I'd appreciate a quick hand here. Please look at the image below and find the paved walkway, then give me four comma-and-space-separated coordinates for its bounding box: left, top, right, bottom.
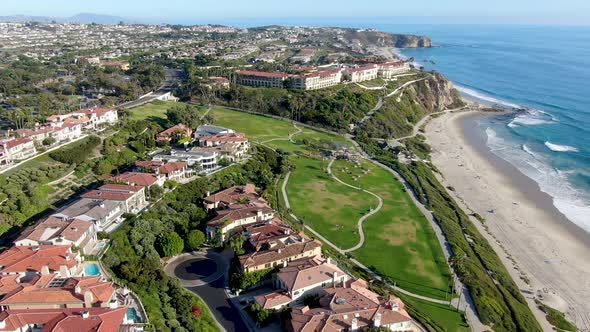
261, 123, 302, 144
326, 159, 384, 253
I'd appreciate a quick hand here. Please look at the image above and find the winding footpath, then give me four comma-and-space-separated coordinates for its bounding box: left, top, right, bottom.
326, 159, 384, 253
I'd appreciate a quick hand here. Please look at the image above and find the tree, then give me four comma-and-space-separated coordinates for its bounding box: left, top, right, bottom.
185, 230, 205, 251
93, 159, 113, 176
156, 232, 184, 257
42, 137, 57, 146
218, 158, 231, 167
166, 104, 201, 129
148, 185, 165, 200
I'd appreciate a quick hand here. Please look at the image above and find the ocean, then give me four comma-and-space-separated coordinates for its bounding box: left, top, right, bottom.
392, 25, 590, 233
227, 19, 590, 232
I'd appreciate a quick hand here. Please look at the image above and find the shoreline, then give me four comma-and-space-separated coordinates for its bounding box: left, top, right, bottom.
424, 109, 590, 329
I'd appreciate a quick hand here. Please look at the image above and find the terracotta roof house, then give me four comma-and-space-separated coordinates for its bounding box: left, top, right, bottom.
244, 218, 297, 251
135, 160, 190, 182
256, 256, 348, 310
206, 203, 275, 242
288, 279, 413, 332
345, 64, 380, 83
378, 61, 411, 78
81, 183, 147, 214
0, 307, 129, 332
53, 198, 125, 232
0, 275, 116, 310
203, 184, 261, 210
239, 239, 322, 273
235, 70, 288, 88
15, 216, 96, 254
47, 108, 118, 130
194, 125, 235, 138
0, 245, 81, 277
0, 138, 36, 163
157, 124, 193, 142
107, 172, 165, 189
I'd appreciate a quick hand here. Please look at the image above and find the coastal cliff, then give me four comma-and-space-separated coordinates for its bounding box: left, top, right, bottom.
344, 29, 432, 48
359, 72, 463, 138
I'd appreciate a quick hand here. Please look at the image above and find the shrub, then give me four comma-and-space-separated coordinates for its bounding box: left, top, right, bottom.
185, 230, 205, 251
156, 232, 184, 257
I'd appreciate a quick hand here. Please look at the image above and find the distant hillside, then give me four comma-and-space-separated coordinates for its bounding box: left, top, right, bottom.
0, 13, 137, 24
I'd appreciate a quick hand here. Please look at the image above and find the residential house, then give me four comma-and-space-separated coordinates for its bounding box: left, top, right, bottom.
0, 138, 36, 163
206, 203, 275, 242
135, 160, 191, 182
238, 239, 322, 273
0, 307, 130, 332
107, 172, 165, 189
290, 48, 315, 63
81, 184, 147, 214
14, 216, 96, 254
194, 125, 235, 139
203, 184, 260, 211
288, 279, 414, 332
345, 64, 380, 83
0, 245, 81, 278
46, 108, 118, 130
256, 256, 348, 310
196, 132, 249, 161
157, 124, 193, 142
53, 198, 125, 232
235, 70, 288, 88
0, 275, 116, 310
203, 77, 230, 89
153, 150, 218, 172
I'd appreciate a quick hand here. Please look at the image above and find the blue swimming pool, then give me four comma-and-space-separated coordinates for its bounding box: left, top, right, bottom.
127, 308, 140, 322
84, 263, 100, 276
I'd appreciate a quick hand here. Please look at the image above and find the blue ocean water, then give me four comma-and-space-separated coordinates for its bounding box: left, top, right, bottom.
227, 19, 590, 231
392, 25, 590, 232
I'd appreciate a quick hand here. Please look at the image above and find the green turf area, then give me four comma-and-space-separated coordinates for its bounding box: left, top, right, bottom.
2, 153, 57, 177
128, 100, 180, 122
210, 107, 297, 142
401, 295, 470, 332
287, 157, 377, 249
332, 159, 451, 300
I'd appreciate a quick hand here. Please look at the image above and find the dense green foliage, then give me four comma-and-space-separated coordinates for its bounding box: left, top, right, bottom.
156, 232, 185, 257
229, 266, 277, 293
536, 301, 577, 331
202, 85, 379, 132
185, 230, 206, 251
102, 146, 290, 331
49, 135, 101, 164
166, 104, 203, 129
358, 138, 542, 332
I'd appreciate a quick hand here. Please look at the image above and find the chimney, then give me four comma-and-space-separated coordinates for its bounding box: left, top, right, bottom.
0, 319, 5, 329
282, 260, 287, 268
206, 191, 210, 197
84, 291, 94, 308
374, 312, 382, 327
326, 257, 332, 265
75, 286, 82, 294
41, 265, 51, 275
333, 271, 338, 285
351, 318, 358, 332
82, 310, 90, 319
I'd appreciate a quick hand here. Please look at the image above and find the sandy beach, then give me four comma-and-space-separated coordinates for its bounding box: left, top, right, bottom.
424, 110, 590, 330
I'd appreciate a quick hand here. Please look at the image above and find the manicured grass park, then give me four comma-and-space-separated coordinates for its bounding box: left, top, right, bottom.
332, 159, 451, 300
127, 100, 178, 122
210, 107, 297, 142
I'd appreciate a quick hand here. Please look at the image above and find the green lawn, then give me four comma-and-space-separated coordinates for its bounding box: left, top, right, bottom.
209, 107, 296, 142
333, 159, 451, 300
3, 153, 57, 177
128, 100, 180, 122
401, 295, 470, 332
287, 157, 376, 249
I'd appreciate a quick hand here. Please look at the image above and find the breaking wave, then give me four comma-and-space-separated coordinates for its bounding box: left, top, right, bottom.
545, 142, 579, 153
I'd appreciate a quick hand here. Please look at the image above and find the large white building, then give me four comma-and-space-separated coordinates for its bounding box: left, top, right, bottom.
345, 64, 380, 83
235, 70, 288, 88
378, 61, 411, 78
291, 69, 343, 90
0, 138, 37, 165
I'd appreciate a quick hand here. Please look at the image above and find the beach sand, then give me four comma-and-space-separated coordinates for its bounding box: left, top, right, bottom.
424, 110, 590, 330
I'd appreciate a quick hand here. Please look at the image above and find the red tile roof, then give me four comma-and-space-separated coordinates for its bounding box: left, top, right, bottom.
135, 160, 187, 174
0, 245, 78, 274
0, 307, 127, 332
81, 190, 135, 201
98, 183, 143, 193
108, 172, 160, 187
16, 216, 93, 244
3, 138, 33, 149
236, 70, 289, 78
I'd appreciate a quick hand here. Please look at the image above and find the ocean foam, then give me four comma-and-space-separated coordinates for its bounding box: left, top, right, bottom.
485, 131, 590, 233
455, 85, 521, 108
544, 142, 579, 152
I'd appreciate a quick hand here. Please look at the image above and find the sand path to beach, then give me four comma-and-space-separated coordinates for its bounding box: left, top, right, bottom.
424, 111, 590, 331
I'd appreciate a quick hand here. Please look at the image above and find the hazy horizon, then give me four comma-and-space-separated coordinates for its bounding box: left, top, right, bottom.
2, 0, 590, 26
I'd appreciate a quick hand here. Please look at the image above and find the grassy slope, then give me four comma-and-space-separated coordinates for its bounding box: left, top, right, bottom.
332, 159, 451, 300
128, 100, 179, 122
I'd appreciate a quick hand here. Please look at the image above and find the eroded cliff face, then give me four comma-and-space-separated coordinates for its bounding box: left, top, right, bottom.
345, 29, 432, 49
409, 72, 464, 112
389, 34, 432, 48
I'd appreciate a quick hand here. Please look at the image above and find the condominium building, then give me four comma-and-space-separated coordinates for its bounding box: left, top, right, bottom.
0, 138, 37, 164
235, 70, 288, 88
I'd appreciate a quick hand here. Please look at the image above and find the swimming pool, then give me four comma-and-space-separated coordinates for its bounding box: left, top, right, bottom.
84, 263, 100, 276
127, 308, 140, 323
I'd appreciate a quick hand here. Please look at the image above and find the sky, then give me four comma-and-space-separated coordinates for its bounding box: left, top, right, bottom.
2, 0, 590, 26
